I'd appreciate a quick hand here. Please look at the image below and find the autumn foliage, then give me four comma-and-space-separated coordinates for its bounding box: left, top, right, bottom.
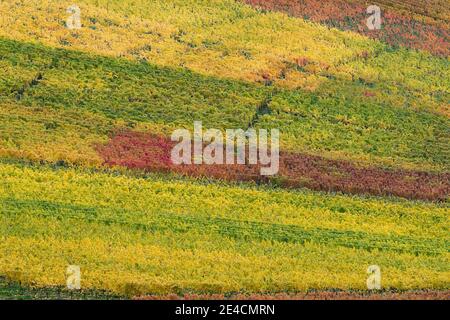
97, 131, 450, 201
1, 0, 449, 298
137, 290, 450, 300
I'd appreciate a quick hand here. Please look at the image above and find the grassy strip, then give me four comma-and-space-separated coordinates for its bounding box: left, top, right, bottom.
2, 214, 448, 295
97, 131, 450, 201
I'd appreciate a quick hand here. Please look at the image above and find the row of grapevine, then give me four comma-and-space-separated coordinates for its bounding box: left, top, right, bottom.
243, 0, 449, 56
1, 163, 448, 295
0, 0, 447, 115
0, 39, 448, 172
97, 130, 450, 201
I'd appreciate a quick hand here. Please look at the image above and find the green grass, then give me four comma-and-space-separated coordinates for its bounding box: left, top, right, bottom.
0, 277, 121, 300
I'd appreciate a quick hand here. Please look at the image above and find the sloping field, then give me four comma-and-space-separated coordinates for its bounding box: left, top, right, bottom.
0, 0, 448, 298
243, 0, 450, 56
1, 163, 449, 295
0, 0, 448, 115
